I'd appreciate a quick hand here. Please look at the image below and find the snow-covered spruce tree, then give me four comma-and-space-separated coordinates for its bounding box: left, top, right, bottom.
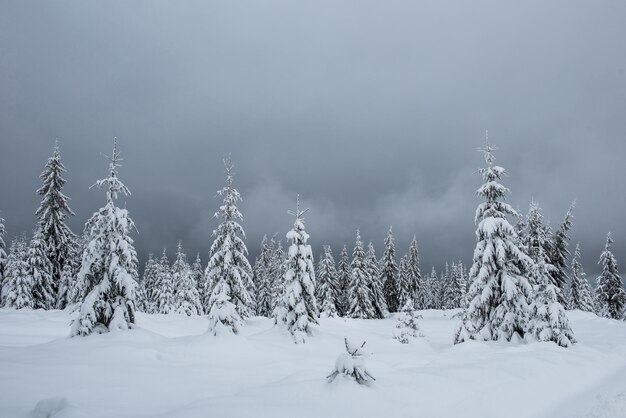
337, 245, 351, 316
366, 242, 388, 319
381, 226, 399, 312
525, 201, 575, 347
28, 228, 55, 309
0, 215, 7, 300
3, 237, 34, 309
347, 230, 376, 318
455, 142, 533, 344
172, 242, 202, 316
136, 254, 155, 313
445, 262, 465, 309
155, 249, 175, 314
317, 245, 340, 317
270, 239, 286, 312
424, 267, 438, 309
595, 233, 626, 319
189, 253, 204, 302
253, 235, 275, 317
275, 196, 319, 343
206, 157, 254, 335
397, 255, 411, 309
56, 237, 81, 309
35, 141, 77, 309
568, 243, 595, 312
440, 262, 454, 309
407, 237, 425, 309
549, 203, 574, 305
64, 237, 85, 306
71, 139, 139, 337
393, 299, 424, 343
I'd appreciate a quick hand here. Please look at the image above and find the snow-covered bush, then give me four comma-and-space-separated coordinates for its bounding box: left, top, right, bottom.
393, 300, 424, 343
327, 338, 376, 385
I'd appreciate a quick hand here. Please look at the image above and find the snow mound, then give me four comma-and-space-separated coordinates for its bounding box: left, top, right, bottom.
32, 397, 69, 418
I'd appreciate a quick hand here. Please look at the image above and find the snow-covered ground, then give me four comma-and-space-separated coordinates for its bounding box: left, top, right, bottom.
1, 309, 625, 418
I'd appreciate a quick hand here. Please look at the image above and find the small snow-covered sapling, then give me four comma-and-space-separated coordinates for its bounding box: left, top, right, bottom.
327, 338, 376, 385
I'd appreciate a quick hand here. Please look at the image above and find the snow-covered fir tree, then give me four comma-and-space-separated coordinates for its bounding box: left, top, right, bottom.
206, 157, 254, 335
440, 262, 454, 309
34, 141, 77, 309
397, 255, 411, 309
381, 226, 399, 312
424, 267, 439, 309
525, 201, 576, 347
139, 254, 159, 314
393, 299, 424, 343
446, 262, 465, 309
71, 139, 139, 337
567, 243, 594, 312
549, 203, 574, 305
253, 235, 275, 317
0, 215, 7, 300
595, 233, 626, 319
189, 253, 204, 299
347, 230, 376, 319
56, 237, 81, 309
317, 245, 340, 317
337, 245, 351, 316
3, 237, 34, 309
172, 242, 202, 316
155, 249, 175, 314
366, 242, 388, 319
136, 254, 153, 313
275, 196, 319, 343
28, 228, 55, 309
270, 239, 286, 312
455, 142, 533, 344
407, 237, 425, 309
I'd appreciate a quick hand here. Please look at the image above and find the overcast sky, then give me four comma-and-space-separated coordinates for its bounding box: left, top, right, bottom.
1, 1, 625, 275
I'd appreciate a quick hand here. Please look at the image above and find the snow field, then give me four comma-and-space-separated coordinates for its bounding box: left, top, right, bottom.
0, 309, 625, 418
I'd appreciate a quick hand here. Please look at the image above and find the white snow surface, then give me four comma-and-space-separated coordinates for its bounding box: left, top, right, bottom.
0, 308, 625, 418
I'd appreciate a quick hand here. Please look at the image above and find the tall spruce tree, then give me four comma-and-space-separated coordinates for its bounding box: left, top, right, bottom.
381, 226, 399, 312
276, 196, 318, 343
137, 254, 154, 313
3, 237, 34, 309
365, 242, 389, 319
347, 230, 376, 318
155, 249, 175, 314
568, 243, 594, 312
366, 242, 388, 319
253, 235, 275, 317
172, 242, 202, 316
337, 245, 351, 316
425, 267, 438, 309
447, 262, 465, 309
317, 245, 340, 317
397, 255, 411, 309
71, 139, 138, 336
407, 237, 425, 309
0, 216, 7, 300
206, 157, 254, 335
28, 228, 55, 309
270, 239, 286, 312
141, 254, 160, 314
595, 233, 626, 319
525, 202, 575, 347
190, 253, 204, 302
35, 142, 77, 309
549, 203, 574, 305
455, 142, 533, 344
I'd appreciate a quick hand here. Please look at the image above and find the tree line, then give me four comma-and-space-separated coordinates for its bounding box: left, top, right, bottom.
0, 139, 624, 346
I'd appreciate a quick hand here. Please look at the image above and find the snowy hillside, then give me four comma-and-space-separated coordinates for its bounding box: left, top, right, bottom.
1, 309, 625, 418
